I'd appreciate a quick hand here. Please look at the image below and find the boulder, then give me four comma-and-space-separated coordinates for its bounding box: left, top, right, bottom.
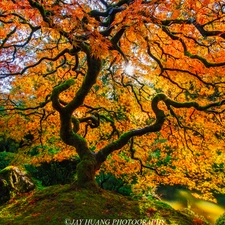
0, 166, 35, 195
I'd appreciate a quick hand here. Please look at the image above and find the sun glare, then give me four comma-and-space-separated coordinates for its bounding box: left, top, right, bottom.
125, 64, 134, 75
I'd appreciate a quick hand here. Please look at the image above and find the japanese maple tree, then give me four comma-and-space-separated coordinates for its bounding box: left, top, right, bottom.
1, 0, 225, 197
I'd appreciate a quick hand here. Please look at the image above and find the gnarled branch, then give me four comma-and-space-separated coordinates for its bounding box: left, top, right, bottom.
96, 93, 225, 164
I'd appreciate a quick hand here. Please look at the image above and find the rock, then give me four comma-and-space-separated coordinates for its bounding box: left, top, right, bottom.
0, 166, 35, 194
0, 178, 10, 204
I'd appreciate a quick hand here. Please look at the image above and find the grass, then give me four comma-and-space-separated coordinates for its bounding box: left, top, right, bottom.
0, 184, 209, 225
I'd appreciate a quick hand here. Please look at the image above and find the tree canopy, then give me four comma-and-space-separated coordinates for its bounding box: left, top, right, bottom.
1, 0, 225, 198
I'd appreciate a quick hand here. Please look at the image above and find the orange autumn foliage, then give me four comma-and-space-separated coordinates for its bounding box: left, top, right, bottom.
0, 0, 225, 195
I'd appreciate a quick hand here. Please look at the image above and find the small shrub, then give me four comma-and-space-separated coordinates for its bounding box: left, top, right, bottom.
96, 172, 132, 196
215, 213, 225, 225
0, 152, 14, 170
25, 158, 79, 186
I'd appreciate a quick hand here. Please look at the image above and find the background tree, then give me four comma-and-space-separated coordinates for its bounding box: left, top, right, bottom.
1, 0, 225, 197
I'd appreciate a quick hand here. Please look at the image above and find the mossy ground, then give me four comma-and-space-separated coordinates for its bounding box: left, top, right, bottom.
0, 184, 209, 225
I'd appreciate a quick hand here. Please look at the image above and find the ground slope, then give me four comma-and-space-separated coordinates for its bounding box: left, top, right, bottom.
0, 184, 209, 225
